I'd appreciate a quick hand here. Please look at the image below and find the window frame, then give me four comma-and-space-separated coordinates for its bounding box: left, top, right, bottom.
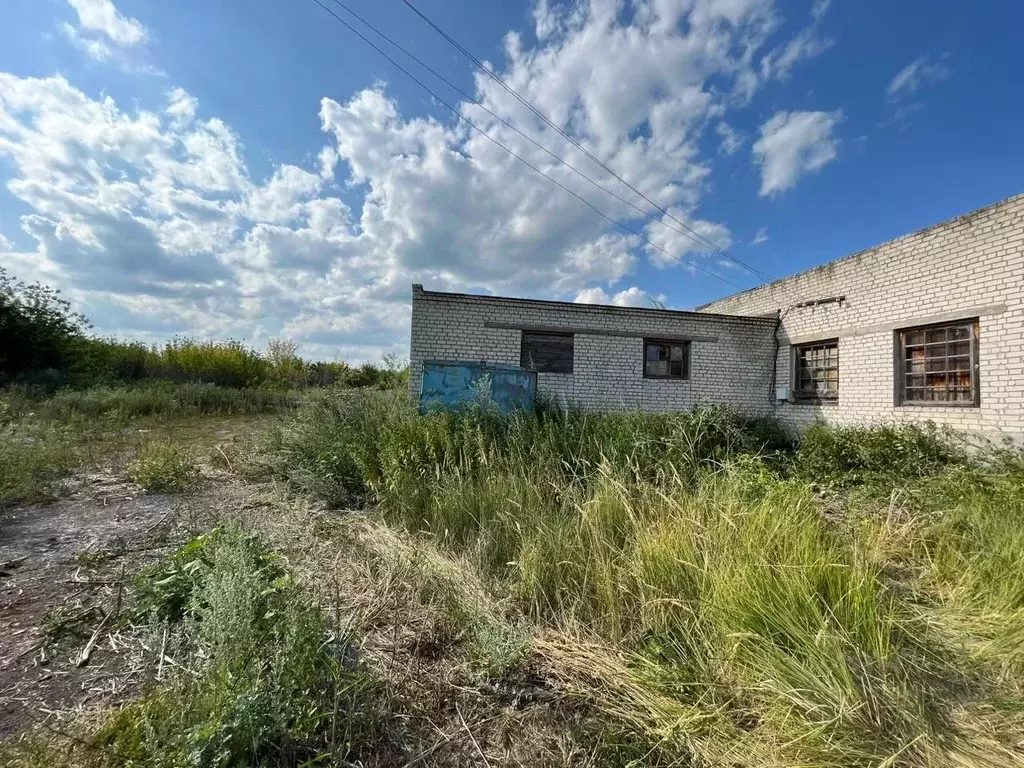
791, 338, 840, 404
520, 330, 574, 374
642, 339, 690, 380
895, 318, 980, 407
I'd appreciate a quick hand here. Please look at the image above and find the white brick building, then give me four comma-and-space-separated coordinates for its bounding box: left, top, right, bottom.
698, 193, 1024, 437
409, 193, 1023, 437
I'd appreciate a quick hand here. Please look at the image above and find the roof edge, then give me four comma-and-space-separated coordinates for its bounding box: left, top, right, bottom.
695, 191, 1024, 311
414, 285, 778, 325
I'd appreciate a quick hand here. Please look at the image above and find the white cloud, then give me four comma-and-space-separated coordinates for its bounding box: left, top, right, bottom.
886, 55, 952, 99
716, 122, 744, 155
164, 87, 198, 125
60, 22, 114, 61
574, 286, 665, 308
811, 0, 831, 23
66, 0, 147, 47
1, 0, 836, 360
750, 227, 768, 245
752, 109, 841, 196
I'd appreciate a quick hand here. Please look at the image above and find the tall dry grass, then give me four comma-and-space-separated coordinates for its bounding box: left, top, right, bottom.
264, 388, 1024, 766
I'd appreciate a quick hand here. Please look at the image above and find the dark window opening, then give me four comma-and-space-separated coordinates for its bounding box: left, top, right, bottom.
521, 331, 574, 373
643, 340, 689, 379
793, 340, 839, 402
897, 320, 979, 406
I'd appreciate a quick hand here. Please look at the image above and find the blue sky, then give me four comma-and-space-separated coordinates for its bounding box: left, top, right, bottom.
1, 0, 1021, 360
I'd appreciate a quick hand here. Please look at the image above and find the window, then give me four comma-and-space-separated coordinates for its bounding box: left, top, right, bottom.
793, 340, 839, 402
643, 340, 689, 379
521, 331, 574, 373
897, 319, 979, 405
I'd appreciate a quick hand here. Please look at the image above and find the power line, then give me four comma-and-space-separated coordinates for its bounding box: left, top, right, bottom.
306, 0, 745, 289
323, 0, 755, 280
400, 0, 774, 283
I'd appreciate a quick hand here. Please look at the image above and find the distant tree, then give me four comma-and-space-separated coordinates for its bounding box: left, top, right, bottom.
0, 268, 90, 382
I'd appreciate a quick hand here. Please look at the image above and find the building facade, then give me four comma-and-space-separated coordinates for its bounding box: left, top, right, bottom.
408, 193, 1023, 437
409, 286, 778, 415
698, 193, 1024, 437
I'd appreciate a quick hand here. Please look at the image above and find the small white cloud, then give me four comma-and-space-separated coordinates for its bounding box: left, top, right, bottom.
750, 227, 769, 245
574, 286, 665, 308
66, 0, 147, 47
887, 55, 952, 99
59, 22, 114, 61
811, 0, 831, 23
716, 122, 744, 155
753, 109, 842, 196
164, 87, 198, 125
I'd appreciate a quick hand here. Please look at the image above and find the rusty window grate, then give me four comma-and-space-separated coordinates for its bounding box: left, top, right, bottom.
793, 340, 839, 402
897, 319, 979, 406
643, 340, 689, 379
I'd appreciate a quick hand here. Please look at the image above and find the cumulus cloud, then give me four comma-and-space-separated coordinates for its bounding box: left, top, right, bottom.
750, 227, 769, 245
66, 0, 147, 47
574, 286, 665, 308
752, 109, 841, 196
2, 0, 838, 360
887, 55, 952, 99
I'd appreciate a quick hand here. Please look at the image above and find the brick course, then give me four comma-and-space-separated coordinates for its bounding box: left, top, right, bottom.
698, 193, 1024, 437
409, 287, 777, 416
408, 193, 1023, 438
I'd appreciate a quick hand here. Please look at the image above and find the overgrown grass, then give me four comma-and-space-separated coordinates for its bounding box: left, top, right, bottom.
128, 442, 200, 493
0, 527, 382, 768
0, 382, 297, 507
260, 389, 1024, 766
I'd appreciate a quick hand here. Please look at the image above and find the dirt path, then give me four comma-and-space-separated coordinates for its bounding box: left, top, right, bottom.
0, 471, 187, 738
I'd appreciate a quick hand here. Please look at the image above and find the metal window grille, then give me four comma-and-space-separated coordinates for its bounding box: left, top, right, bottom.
793, 340, 839, 401
643, 340, 690, 379
898, 320, 979, 406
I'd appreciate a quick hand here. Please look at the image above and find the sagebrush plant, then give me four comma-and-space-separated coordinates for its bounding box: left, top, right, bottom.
90, 527, 382, 767
129, 441, 200, 493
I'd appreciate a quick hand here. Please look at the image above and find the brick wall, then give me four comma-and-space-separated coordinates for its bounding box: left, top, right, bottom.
409, 287, 778, 416
698, 193, 1024, 437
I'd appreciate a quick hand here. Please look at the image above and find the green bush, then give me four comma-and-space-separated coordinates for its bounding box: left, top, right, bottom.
0, 267, 90, 387
99, 527, 381, 766
792, 421, 965, 488
129, 442, 200, 493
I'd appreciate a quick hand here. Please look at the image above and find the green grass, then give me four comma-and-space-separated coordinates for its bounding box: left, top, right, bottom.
261, 389, 1024, 766
128, 441, 200, 493
0, 383, 296, 508
1, 528, 382, 768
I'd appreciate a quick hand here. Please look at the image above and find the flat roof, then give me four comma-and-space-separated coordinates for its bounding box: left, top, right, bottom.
695, 191, 1024, 310
414, 285, 778, 325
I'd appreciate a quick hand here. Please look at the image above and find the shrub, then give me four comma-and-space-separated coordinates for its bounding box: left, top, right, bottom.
129, 442, 200, 493
0, 267, 90, 387
792, 421, 965, 488
99, 527, 381, 766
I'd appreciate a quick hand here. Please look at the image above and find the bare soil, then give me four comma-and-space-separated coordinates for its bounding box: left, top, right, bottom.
0, 471, 186, 739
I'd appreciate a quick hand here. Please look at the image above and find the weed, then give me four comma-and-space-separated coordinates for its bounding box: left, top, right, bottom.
128, 442, 200, 493
94, 527, 382, 766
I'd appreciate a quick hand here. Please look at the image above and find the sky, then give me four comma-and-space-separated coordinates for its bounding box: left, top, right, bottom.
1, 0, 1021, 362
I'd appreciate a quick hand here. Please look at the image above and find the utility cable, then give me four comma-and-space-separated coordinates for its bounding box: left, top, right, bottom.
325, 0, 757, 279
307, 0, 744, 289
401, 0, 773, 282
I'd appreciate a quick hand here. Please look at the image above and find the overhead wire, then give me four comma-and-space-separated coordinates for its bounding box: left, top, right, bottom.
323, 0, 760, 281
307, 0, 745, 289
401, 0, 774, 282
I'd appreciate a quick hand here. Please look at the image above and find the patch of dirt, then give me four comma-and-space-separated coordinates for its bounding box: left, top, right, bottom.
0, 471, 182, 739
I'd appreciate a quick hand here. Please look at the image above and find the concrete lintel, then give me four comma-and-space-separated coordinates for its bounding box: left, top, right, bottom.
483, 321, 719, 343
785, 303, 1008, 345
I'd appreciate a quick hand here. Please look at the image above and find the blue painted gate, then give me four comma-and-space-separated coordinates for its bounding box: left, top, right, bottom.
419, 361, 537, 414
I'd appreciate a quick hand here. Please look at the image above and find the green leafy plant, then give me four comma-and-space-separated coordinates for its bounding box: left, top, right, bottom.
129, 442, 200, 493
